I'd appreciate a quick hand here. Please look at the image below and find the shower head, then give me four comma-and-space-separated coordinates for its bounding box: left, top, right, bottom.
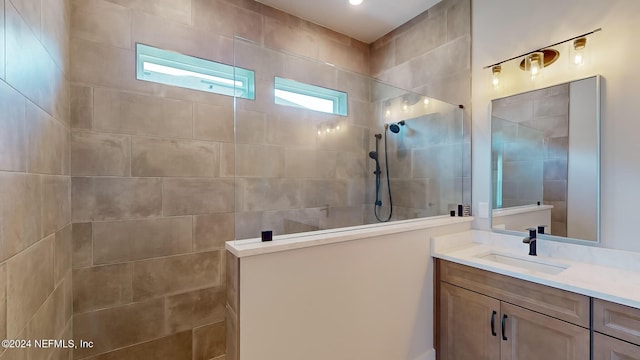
368, 151, 378, 160
388, 120, 405, 134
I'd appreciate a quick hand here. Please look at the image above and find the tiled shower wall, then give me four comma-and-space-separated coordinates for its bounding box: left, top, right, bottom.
68, 0, 370, 359
0, 0, 72, 359
233, 39, 376, 239
370, 0, 472, 205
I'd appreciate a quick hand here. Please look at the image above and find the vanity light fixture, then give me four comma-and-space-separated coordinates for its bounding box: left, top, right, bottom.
519, 49, 559, 79
484, 28, 601, 86
491, 65, 501, 88
573, 37, 587, 65
349, 0, 363, 5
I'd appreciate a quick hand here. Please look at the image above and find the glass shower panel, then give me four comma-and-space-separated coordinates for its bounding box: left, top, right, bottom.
492, 117, 544, 209
233, 37, 465, 242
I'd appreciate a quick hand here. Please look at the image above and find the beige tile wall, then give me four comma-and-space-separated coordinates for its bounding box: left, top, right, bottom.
0, 1, 72, 360
68, 0, 372, 358
370, 0, 472, 206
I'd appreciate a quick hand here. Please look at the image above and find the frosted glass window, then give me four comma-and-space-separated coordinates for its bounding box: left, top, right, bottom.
136, 43, 255, 99
274, 77, 347, 116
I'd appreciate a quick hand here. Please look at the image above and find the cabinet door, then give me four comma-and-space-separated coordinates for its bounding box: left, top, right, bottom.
500, 302, 589, 360
593, 332, 640, 360
439, 282, 501, 360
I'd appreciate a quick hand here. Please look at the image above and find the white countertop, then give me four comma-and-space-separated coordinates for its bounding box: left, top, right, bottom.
226, 215, 474, 257
432, 230, 640, 309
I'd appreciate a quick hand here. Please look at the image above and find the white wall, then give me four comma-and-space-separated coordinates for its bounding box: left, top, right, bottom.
238, 222, 471, 360
472, 0, 640, 251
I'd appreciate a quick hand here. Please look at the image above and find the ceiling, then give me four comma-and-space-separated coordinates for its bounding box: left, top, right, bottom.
256, 0, 442, 44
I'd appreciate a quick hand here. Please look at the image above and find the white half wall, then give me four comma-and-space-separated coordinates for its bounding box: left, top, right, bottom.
472, 0, 640, 251
238, 222, 471, 360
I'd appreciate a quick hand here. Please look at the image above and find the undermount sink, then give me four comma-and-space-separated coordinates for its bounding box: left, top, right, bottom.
476, 252, 570, 275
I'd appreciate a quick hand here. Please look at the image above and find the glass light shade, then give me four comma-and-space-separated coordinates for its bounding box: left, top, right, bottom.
492, 65, 501, 88
573, 38, 587, 66
525, 52, 544, 79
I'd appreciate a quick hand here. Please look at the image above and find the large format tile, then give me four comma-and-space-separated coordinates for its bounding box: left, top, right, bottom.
263, 17, 318, 60
394, 12, 446, 65
132, 251, 221, 301
162, 178, 234, 216
0, 81, 26, 171
9, 0, 41, 38
194, 102, 234, 143
73, 263, 132, 314
193, 321, 226, 360
70, 37, 153, 95
0, 172, 41, 261
24, 284, 67, 360
41, 0, 69, 75
26, 102, 68, 175
165, 287, 226, 333
235, 144, 286, 177
6, 235, 54, 338
132, 11, 231, 64
71, 131, 130, 176
41, 175, 71, 237
226, 252, 239, 314
71, 0, 131, 49
72, 177, 163, 221
73, 298, 165, 358
92, 217, 192, 264
192, 0, 263, 42
131, 137, 220, 177
318, 37, 368, 75
107, 0, 192, 25
72, 222, 92, 269
70, 85, 93, 129
194, 213, 235, 251
5, 1, 61, 115
93, 88, 193, 139
82, 331, 192, 360
54, 224, 72, 285
302, 180, 348, 208
241, 178, 302, 212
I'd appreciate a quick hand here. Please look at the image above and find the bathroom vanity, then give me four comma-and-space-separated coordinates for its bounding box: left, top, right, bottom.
432, 231, 640, 360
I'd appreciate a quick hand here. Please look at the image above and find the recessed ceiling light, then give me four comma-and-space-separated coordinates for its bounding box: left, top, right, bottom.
349, 0, 363, 5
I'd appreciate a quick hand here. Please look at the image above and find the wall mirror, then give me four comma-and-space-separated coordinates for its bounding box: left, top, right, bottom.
490, 76, 600, 242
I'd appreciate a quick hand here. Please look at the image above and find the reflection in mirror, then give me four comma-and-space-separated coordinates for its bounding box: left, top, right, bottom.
491, 76, 600, 242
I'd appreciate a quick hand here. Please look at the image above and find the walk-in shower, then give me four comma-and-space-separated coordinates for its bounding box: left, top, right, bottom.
370, 120, 406, 222
231, 36, 468, 240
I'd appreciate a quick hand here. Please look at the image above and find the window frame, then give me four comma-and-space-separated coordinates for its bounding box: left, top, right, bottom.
135, 43, 255, 100
274, 76, 348, 116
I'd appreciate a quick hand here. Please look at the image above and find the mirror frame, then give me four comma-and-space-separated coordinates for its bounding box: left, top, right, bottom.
489, 75, 602, 245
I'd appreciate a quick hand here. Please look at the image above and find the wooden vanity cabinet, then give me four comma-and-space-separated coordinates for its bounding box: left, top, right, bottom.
592, 299, 640, 359
436, 260, 590, 360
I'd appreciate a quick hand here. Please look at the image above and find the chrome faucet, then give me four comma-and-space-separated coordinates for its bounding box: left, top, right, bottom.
522, 228, 537, 256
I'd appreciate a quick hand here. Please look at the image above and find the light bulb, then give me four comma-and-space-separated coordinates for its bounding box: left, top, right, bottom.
385, 109, 391, 117
349, 0, 363, 5
336, 124, 341, 131
573, 38, 587, 66
526, 53, 544, 80
423, 98, 430, 105
491, 65, 501, 88
402, 101, 409, 112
